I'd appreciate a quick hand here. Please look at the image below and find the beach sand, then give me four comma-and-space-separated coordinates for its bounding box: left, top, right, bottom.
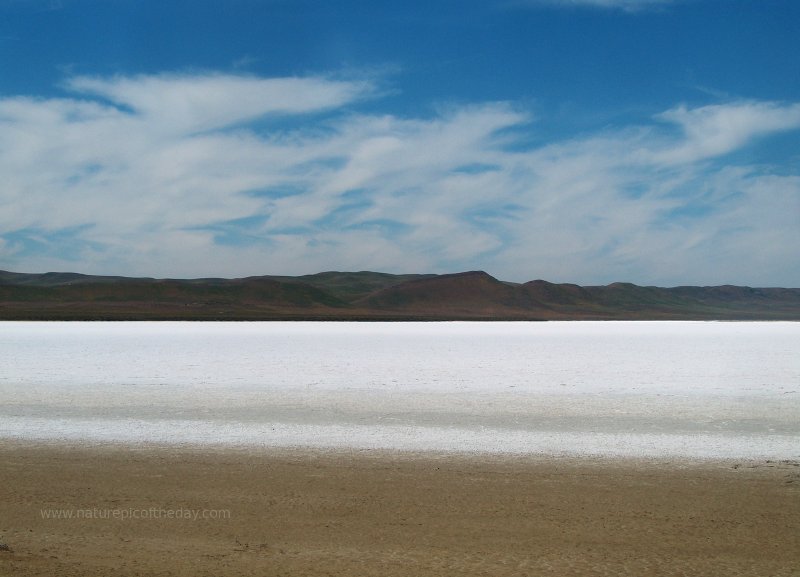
1, 442, 798, 577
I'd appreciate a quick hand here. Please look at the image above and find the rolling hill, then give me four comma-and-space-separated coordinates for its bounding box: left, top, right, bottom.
1, 269, 799, 320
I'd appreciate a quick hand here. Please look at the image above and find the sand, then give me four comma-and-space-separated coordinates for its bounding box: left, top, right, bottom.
1, 441, 799, 577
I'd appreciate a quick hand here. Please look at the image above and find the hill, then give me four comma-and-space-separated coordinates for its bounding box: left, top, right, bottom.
355, 271, 539, 317
1, 269, 799, 320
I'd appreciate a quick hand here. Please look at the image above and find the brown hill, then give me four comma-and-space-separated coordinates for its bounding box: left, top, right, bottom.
1, 269, 799, 320
0, 275, 347, 320
266, 271, 434, 302
522, 280, 591, 305
356, 271, 546, 318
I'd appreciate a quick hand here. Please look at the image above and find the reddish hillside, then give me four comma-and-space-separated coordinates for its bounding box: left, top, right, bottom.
2, 269, 800, 320
522, 280, 591, 305
355, 271, 545, 318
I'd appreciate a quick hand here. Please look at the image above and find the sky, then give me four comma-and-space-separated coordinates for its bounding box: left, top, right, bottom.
1, 0, 798, 286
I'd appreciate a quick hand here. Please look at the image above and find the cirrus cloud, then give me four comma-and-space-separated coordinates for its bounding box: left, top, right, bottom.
1, 72, 798, 286
517, 0, 678, 12
66, 73, 374, 133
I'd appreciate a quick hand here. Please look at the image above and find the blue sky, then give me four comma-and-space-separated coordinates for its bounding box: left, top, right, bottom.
1, 0, 798, 285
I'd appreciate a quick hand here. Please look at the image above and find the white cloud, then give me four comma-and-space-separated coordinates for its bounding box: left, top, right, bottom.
520, 0, 676, 12
653, 101, 800, 164
1, 72, 799, 286
66, 73, 373, 133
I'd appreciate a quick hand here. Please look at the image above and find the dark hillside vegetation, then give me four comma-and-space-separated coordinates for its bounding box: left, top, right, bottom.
1, 269, 799, 320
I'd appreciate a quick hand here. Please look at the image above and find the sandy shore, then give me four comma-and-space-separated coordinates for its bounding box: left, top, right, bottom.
1, 442, 799, 577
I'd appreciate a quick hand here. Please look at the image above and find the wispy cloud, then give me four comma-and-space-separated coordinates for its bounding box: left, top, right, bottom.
517, 0, 677, 12
66, 73, 373, 133
1, 72, 798, 285
652, 101, 800, 164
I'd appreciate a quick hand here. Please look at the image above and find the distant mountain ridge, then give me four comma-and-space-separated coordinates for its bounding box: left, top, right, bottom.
1, 269, 799, 320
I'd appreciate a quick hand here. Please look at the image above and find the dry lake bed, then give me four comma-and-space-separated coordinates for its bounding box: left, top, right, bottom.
1, 321, 798, 576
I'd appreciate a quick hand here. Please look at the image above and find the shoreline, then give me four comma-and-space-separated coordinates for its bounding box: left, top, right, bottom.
1, 435, 797, 466
0, 436, 783, 466
4, 412, 798, 461
2, 440, 798, 576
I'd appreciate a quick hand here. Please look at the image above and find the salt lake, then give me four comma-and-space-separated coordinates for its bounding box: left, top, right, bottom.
1, 321, 798, 459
